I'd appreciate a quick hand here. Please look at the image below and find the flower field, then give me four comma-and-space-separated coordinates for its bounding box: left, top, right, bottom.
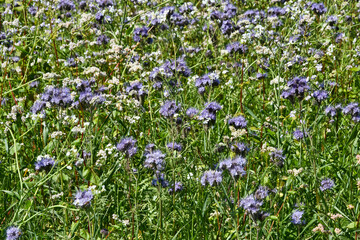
1, 0, 360, 239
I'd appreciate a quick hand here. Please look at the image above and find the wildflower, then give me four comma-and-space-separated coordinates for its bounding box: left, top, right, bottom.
310, 3, 327, 15
226, 42, 248, 55
293, 129, 307, 140
116, 137, 137, 158
6, 226, 21, 240
195, 72, 220, 94
35, 155, 55, 172
100, 228, 109, 237
133, 26, 149, 42
218, 156, 246, 178
320, 178, 334, 192
312, 90, 328, 103
160, 100, 181, 118
144, 150, 166, 171
199, 102, 222, 122
269, 149, 286, 167
166, 142, 182, 151
228, 115, 247, 129
312, 223, 325, 233
255, 186, 269, 200
281, 76, 310, 102
291, 210, 305, 225
334, 228, 341, 234
239, 194, 263, 214
186, 107, 198, 118
168, 181, 183, 194
200, 170, 222, 186
152, 173, 169, 187
74, 189, 93, 208
347, 204, 354, 210
230, 142, 249, 156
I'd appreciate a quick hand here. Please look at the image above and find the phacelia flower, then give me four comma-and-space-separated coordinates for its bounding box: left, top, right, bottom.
195, 72, 220, 94
144, 150, 166, 171
239, 194, 263, 214
230, 142, 249, 156
281, 76, 310, 102
166, 142, 182, 151
168, 181, 183, 194
269, 149, 286, 167
320, 178, 334, 192
228, 115, 247, 129
312, 90, 328, 103
200, 170, 222, 186
186, 107, 199, 118
291, 210, 305, 225
218, 156, 247, 178
6, 226, 21, 240
116, 137, 137, 158
35, 155, 55, 172
74, 189, 93, 208
293, 129, 307, 140
199, 102, 222, 122
160, 100, 181, 118
255, 186, 269, 200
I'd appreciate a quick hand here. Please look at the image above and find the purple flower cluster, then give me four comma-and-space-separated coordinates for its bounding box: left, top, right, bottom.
133, 26, 149, 42
6, 226, 21, 240
226, 42, 248, 55
312, 90, 328, 104
230, 142, 249, 156
291, 209, 305, 225
31, 86, 73, 114
126, 81, 148, 97
199, 102, 222, 122
200, 170, 223, 186
76, 80, 106, 107
320, 178, 334, 192
218, 156, 247, 178
342, 102, 360, 122
310, 2, 327, 15
239, 194, 263, 214
168, 181, 183, 194
160, 100, 181, 118
117, 137, 137, 158
195, 73, 220, 94
281, 76, 310, 102
144, 150, 166, 171
186, 107, 199, 118
35, 156, 56, 172
150, 56, 191, 82
167, 142, 182, 151
228, 115, 247, 129
269, 149, 286, 167
293, 129, 307, 140
74, 189, 93, 208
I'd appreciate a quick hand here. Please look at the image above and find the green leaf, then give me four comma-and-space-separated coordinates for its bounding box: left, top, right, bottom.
346, 222, 358, 229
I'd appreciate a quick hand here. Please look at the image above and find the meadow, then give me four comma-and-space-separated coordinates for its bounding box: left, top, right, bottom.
1, 0, 360, 239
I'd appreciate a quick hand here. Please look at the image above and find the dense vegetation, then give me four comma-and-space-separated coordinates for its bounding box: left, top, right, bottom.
1, 0, 360, 239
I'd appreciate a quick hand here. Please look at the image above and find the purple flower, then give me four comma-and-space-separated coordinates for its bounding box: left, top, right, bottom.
168, 181, 183, 194
228, 115, 247, 129
117, 137, 137, 158
320, 178, 334, 192
311, 3, 327, 15
326, 15, 338, 26
126, 81, 148, 96
255, 186, 269, 200
281, 76, 310, 102
195, 72, 220, 94
224, 3, 237, 18
267, 7, 287, 16
144, 150, 166, 171
199, 102, 222, 122
35, 156, 55, 172
269, 149, 286, 167
239, 194, 263, 214
312, 90, 328, 103
6, 226, 21, 240
160, 100, 181, 118
96, 0, 113, 8
186, 107, 199, 118
291, 210, 305, 225
200, 170, 223, 186
152, 173, 169, 188
220, 20, 235, 35
218, 156, 246, 178
293, 129, 307, 140
230, 142, 249, 156
133, 26, 149, 42
167, 142, 182, 151
96, 34, 109, 45
74, 189, 93, 208
58, 0, 75, 11
226, 42, 248, 55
